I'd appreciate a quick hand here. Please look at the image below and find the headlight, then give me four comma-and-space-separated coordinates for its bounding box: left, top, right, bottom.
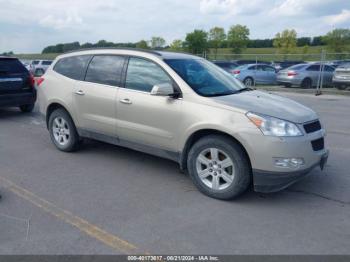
246, 112, 303, 137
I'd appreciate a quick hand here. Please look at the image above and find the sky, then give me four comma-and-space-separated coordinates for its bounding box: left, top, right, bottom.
0, 0, 349, 53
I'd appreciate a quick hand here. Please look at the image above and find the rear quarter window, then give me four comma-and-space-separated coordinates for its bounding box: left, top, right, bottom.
0, 58, 27, 74
53, 55, 92, 80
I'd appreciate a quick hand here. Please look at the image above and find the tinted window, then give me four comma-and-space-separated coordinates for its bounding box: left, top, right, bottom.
307, 65, 321, 71
0, 58, 27, 74
85, 55, 125, 86
42, 61, 52, 65
33, 60, 40, 65
324, 65, 335, 72
126, 57, 172, 92
263, 66, 276, 72
54, 55, 92, 80
165, 58, 245, 97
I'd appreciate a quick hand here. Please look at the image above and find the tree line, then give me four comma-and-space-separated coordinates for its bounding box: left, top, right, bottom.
40, 26, 350, 55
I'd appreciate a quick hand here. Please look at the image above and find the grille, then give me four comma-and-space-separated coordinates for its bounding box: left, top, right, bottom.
311, 138, 324, 151
304, 120, 321, 134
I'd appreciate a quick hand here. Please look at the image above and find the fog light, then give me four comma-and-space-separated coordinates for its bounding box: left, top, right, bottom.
274, 158, 305, 168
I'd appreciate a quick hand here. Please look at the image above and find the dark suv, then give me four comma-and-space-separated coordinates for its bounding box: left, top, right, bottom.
0, 57, 36, 112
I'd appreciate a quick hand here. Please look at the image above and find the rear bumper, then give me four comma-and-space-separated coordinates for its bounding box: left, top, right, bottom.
0, 90, 36, 107
253, 150, 329, 193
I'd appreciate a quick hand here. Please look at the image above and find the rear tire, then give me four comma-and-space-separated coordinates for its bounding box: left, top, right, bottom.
243, 77, 254, 87
19, 104, 34, 113
48, 108, 80, 152
284, 83, 292, 88
187, 135, 251, 200
301, 78, 312, 89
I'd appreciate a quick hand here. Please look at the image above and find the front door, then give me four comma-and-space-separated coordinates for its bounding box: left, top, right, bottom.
116, 57, 183, 151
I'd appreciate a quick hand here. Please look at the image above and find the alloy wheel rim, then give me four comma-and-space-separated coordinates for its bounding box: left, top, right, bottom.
245, 78, 253, 86
52, 117, 70, 146
196, 148, 235, 191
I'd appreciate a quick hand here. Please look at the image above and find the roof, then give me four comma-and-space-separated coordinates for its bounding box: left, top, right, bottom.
61, 48, 199, 60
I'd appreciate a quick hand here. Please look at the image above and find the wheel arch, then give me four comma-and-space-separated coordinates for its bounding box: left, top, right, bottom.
46, 102, 75, 129
179, 129, 252, 172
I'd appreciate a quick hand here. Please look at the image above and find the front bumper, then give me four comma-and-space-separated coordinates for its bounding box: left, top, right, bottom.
253, 150, 329, 193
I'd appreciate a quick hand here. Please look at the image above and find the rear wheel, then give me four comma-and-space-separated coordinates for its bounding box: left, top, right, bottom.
49, 108, 80, 152
187, 135, 251, 200
243, 77, 254, 87
19, 104, 34, 113
301, 78, 312, 89
284, 83, 292, 88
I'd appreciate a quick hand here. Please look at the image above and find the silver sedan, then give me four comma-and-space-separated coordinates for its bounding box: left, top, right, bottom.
232, 64, 277, 86
277, 63, 335, 88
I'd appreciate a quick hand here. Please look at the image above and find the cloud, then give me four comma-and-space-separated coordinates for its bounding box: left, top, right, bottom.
199, 0, 265, 16
39, 13, 83, 30
324, 9, 350, 25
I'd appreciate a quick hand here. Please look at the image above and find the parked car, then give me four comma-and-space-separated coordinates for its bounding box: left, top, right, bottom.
232, 64, 277, 86
20, 59, 35, 72
277, 63, 335, 88
271, 61, 304, 72
0, 56, 36, 112
212, 61, 238, 73
32, 60, 53, 76
333, 63, 350, 90
38, 49, 328, 200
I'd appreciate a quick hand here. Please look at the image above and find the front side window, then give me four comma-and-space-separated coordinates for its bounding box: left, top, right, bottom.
54, 55, 92, 80
85, 55, 125, 86
125, 57, 172, 92
165, 58, 245, 97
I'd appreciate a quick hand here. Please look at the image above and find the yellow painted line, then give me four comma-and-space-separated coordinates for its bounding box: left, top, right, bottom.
0, 176, 141, 254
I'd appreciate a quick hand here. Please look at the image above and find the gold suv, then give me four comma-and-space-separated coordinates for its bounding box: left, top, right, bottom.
38, 49, 329, 200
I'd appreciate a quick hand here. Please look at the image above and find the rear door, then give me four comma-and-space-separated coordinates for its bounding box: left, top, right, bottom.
73, 55, 126, 136
0, 58, 30, 95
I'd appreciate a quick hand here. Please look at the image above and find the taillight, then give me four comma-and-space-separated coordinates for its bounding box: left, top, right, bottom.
36, 77, 45, 86
287, 71, 297, 76
28, 74, 35, 88
232, 70, 240, 74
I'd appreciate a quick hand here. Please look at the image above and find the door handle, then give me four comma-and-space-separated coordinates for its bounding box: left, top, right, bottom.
75, 90, 85, 96
120, 98, 132, 105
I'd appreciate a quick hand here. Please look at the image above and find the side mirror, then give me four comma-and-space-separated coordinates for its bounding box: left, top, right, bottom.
150, 83, 175, 96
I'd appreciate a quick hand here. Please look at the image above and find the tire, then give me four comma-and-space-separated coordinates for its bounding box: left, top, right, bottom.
187, 135, 251, 200
48, 108, 80, 152
301, 78, 312, 89
19, 104, 34, 113
243, 77, 254, 87
284, 83, 292, 88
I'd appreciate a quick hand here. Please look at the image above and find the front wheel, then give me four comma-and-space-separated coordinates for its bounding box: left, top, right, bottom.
187, 135, 251, 200
48, 108, 80, 152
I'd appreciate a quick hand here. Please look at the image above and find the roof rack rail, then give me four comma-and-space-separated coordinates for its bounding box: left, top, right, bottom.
62, 47, 162, 56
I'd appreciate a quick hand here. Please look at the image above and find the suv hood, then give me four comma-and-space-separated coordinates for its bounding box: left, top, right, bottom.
212, 90, 318, 123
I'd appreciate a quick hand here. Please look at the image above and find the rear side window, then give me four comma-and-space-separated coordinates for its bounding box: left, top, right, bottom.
54, 55, 91, 80
307, 65, 321, 71
42, 61, 52, 65
125, 57, 172, 92
0, 58, 27, 74
85, 55, 125, 86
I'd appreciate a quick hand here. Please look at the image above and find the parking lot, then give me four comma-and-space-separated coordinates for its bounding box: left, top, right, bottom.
0, 91, 349, 255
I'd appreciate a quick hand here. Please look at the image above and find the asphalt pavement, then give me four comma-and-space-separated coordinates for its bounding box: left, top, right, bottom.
0, 92, 349, 255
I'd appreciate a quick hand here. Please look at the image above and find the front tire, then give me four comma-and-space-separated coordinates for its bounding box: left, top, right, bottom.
19, 104, 34, 113
187, 135, 251, 200
48, 108, 80, 152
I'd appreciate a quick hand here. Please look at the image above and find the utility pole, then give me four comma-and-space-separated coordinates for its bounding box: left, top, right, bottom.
316, 50, 326, 96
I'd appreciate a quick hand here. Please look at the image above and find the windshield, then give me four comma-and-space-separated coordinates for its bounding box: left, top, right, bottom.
164, 58, 246, 97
